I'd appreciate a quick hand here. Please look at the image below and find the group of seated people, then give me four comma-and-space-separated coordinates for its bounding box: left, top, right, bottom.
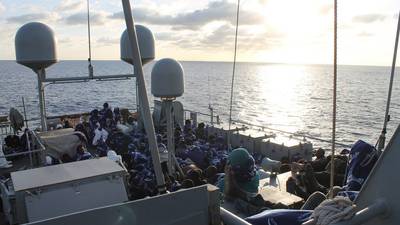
1, 102, 380, 224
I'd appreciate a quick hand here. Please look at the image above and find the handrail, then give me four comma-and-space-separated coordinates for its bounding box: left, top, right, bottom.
231, 119, 352, 148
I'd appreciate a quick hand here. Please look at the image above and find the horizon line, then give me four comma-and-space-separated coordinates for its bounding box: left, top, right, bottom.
0, 59, 396, 68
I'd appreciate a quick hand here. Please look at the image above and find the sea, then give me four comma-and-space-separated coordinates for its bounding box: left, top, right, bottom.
1, 60, 399, 150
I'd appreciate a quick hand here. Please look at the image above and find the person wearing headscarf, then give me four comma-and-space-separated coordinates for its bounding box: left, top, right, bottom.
219, 148, 260, 200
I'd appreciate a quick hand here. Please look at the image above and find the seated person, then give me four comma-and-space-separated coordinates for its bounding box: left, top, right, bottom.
195, 122, 206, 140
310, 148, 328, 172
219, 148, 260, 200
76, 144, 93, 161
92, 123, 109, 146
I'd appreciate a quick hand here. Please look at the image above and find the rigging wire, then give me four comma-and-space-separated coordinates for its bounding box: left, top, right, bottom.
227, 0, 241, 150
376, 10, 400, 153
329, 0, 338, 198
87, 0, 94, 77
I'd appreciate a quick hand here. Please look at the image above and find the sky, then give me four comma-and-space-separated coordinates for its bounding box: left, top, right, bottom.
0, 0, 399, 66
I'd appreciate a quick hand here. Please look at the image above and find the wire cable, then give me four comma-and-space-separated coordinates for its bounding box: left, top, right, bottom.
227, 0, 241, 150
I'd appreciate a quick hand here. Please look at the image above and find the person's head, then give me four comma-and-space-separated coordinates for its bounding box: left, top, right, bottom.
181, 179, 194, 188
127, 116, 134, 125
204, 165, 218, 179
91, 109, 99, 117
103, 102, 109, 109
114, 107, 120, 114
198, 122, 205, 129
187, 169, 202, 182
209, 135, 216, 144
316, 148, 325, 159
227, 148, 256, 183
185, 119, 191, 127
77, 145, 85, 154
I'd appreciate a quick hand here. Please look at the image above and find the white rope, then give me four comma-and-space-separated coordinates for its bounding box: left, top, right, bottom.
311, 196, 356, 225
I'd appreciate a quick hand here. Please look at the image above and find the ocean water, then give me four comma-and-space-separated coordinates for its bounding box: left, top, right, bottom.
1, 60, 399, 149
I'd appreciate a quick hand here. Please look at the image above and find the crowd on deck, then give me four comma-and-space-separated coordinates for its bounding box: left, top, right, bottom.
1, 102, 380, 224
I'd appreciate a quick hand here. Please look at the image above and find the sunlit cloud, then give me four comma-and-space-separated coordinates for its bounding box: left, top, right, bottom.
56, 0, 85, 13
0, 0, 398, 65
6, 12, 59, 24
0, 2, 5, 13
109, 0, 263, 30
64, 11, 109, 25
352, 14, 388, 23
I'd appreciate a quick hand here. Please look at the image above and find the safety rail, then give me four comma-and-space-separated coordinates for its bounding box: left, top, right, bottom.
183, 109, 220, 125
230, 119, 352, 148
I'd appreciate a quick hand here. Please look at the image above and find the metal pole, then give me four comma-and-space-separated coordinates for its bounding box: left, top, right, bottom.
165, 100, 175, 176
121, 0, 166, 193
36, 69, 47, 131
22, 97, 29, 128
378, 10, 400, 153
330, 0, 338, 197
26, 130, 33, 167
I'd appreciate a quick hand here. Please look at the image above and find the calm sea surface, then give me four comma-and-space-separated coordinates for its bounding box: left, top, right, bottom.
1, 60, 399, 149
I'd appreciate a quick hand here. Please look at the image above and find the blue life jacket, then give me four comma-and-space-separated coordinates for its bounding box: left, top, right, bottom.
344, 140, 378, 191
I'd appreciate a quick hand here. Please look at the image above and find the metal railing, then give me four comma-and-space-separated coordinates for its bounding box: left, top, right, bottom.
0, 129, 46, 168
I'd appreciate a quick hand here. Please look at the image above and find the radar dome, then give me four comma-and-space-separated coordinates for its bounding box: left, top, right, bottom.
151, 58, 184, 98
15, 22, 57, 71
120, 25, 155, 65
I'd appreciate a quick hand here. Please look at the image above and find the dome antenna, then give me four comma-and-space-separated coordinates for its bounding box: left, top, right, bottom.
151, 58, 185, 176
15, 22, 58, 131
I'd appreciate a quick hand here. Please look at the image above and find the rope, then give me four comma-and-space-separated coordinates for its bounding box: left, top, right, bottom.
311, 197, 356, 225
377, 10, 400, 153
227, 0, 241, 150
329, 0, 338, 198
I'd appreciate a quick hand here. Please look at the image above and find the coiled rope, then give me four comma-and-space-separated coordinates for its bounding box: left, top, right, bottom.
311, 197, 356, 225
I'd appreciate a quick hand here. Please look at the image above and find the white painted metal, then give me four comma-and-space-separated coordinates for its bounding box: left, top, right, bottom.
165, 100, 175, 175
151, 58, 184, 98
15, 22, 57, 71
24, 186, 210, 225
12, 158, 128, 224
120, 25, 155, 65
121, 0, 166, 192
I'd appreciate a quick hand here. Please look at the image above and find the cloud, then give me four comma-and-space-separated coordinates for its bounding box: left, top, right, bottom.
168, 23, 284, 52
64, 11, 108, 25
96, 37, 119, 46
357, 31, 374, 37
0, 2, 5, 13
109, 0, 263, 30
353, 14, 387, 23
319, 4, 333, 15
6, 13, 59, 24
56, 0, 85, 13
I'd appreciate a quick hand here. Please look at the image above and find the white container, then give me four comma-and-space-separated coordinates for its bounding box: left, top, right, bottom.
11, 158, 128, 224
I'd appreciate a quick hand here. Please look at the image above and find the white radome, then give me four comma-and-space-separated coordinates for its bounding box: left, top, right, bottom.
15, 22, 58, 71
151, 58, 185, 98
